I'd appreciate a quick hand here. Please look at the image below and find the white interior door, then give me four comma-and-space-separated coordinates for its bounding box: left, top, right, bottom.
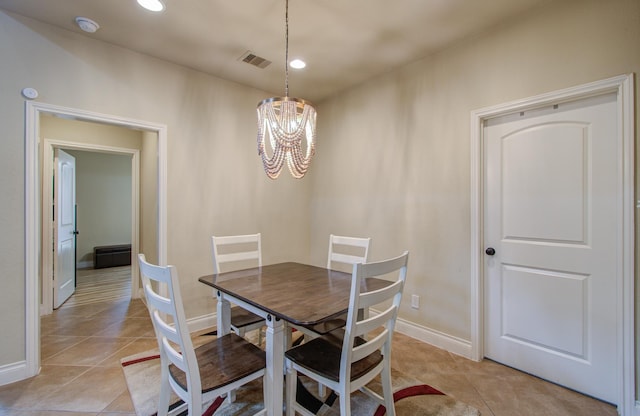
54, 149, 77, 309
483, 92, 618, 404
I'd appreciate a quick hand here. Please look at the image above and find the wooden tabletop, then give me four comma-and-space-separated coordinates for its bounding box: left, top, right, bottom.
198, 262, 390, 326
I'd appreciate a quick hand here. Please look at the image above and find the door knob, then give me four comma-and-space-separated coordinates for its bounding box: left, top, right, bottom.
485, 247, 496, 256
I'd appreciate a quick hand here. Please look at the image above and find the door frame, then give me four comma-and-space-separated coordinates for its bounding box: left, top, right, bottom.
470, 74, 635, 415
25, 101, 167, 379
42, 140, 140, 315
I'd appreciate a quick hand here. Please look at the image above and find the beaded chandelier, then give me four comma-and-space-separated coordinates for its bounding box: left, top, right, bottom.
257, 0, 317, 179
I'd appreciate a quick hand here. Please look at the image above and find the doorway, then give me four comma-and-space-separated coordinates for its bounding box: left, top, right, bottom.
470, 74, 635, 414
24, 101, 167, 380
42, 137, 139, 315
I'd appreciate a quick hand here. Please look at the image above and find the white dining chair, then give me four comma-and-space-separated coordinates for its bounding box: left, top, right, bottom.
327, 234, 371, 273
137, 254, 267, 416
284, 251, 409, 416
211, 233, 265, 344
309, 234, 372, 397
294, 234, 372, 338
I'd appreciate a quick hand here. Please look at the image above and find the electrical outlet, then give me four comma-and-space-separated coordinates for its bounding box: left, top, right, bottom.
411, 294, 419, 309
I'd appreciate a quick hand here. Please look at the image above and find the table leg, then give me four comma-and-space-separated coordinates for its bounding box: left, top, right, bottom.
216, 290, 231, 336
216, 291, 236, 403
265, 314, 285, 416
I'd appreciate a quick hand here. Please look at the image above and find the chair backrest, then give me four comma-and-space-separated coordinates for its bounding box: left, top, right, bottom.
137, 254, 202, 403
340, 251, 409, 384
327, 234, 371, 272
212, 233, 262, 274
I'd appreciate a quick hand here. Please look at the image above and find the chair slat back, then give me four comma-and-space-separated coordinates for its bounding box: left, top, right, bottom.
212, 233, 262, 273
352, 328, 388, 362
340, 251, 408, 378
138, 254, 201, 398
359, 279, 405, 309
327, 234, 371, 272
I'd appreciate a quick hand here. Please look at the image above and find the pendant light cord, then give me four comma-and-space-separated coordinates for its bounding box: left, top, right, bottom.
285, 0, 289, 97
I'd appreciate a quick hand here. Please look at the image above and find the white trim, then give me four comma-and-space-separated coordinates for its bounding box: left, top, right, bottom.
394, 316, 472, 359
366, 307, 472, 358
187, 313, 217, 334
132, 147, 141, 295
136, 286, 146, 300
22, 101, 168, 383
0, 361, 29, 386
619, 75, 636, 416
41, 140, 141, 315
24, 101, 40, 378
470, 74, 635, 416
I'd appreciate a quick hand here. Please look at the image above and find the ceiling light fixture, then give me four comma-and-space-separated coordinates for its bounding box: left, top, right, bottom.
256, 0, 316, 179
290, 59, 306, 69
75, 16, 100, 33
137, 0, 165, 12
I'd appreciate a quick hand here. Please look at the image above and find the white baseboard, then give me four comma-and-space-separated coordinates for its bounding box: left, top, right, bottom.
394, 316, 473, 360
187, 313, 217, 334
76, 261, 93, 269
185, 312, 474, 361
0, 361, 33, 387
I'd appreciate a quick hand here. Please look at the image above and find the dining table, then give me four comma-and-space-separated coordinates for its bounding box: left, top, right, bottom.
198, 261, 391, 416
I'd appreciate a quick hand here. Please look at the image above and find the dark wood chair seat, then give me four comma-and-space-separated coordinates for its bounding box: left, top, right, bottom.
230, 306, 264, 328
170, 333, 266, 392
284, 331, 382, 383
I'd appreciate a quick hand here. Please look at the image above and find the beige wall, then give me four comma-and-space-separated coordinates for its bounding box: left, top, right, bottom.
0, 0, 638, 397
42, 116, 143, 149
0, 10, 309, 366
310, 0, 639, 394
65, 150, 133, 265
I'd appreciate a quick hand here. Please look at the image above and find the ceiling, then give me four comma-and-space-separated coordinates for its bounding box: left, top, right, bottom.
0, 0, 551, 103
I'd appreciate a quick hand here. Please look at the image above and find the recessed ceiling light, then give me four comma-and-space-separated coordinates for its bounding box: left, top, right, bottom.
75, 16, 100, 33
137, 0, 165, 12
290, 59, 306, 69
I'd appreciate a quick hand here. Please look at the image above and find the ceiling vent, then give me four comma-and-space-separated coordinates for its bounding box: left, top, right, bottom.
239, 51, 271, 69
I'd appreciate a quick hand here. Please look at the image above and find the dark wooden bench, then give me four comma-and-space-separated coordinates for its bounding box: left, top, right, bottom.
94, 244, 132, 269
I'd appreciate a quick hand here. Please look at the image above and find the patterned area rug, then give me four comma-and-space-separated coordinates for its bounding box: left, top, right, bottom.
121, 338, 480, 416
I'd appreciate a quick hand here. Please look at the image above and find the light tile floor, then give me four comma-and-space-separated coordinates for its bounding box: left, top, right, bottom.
0, 298, 618, 415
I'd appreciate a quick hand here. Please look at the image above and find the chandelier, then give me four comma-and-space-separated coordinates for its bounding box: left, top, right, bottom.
257, 0, 317, 179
